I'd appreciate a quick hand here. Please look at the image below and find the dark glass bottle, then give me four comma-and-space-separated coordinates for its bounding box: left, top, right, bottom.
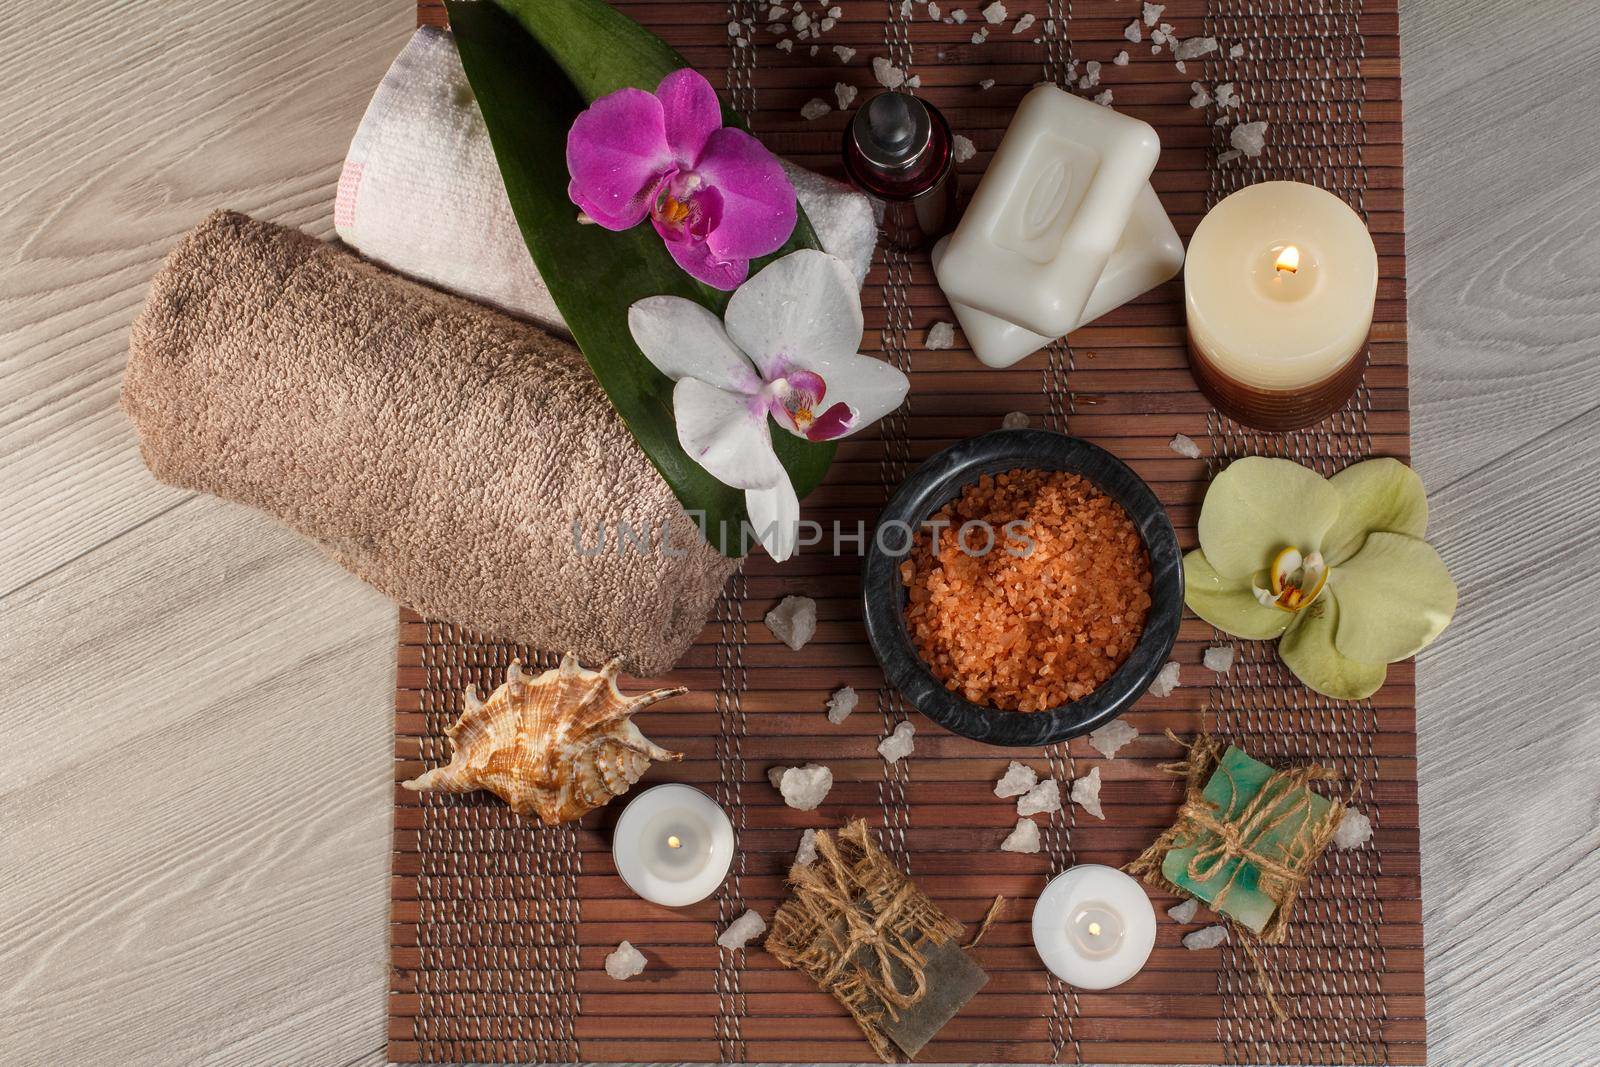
842, 91, 958, 251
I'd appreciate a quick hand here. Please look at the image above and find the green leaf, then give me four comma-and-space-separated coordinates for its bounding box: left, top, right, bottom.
446, 0, 832, 556
1196, 457, 1341, 580
1182, 550, 1292, 641
1328, 531, 1457, 664
1321, 457, 1429, 565
1278, 593, 1388, 700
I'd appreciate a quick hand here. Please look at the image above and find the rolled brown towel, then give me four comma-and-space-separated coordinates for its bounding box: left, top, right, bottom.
123, 210, 738, 676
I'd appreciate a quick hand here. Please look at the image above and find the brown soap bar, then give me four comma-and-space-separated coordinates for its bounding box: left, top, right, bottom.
865, 937, 989, 1059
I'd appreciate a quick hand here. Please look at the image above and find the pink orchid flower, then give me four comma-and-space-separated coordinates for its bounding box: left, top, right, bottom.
567, 68, 797, 290
629, 251, 909, 560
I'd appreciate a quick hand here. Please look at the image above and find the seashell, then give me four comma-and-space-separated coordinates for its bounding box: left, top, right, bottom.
402, 653, 685, 825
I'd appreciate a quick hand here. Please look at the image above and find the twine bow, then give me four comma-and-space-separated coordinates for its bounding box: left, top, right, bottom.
805, 836, 927, 1016
765, 819, 966, 1062
1125, 733, 1346, 1022
1175, 758, 1333, 910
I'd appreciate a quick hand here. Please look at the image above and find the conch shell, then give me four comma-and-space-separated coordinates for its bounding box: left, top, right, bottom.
402, 653, 685, 824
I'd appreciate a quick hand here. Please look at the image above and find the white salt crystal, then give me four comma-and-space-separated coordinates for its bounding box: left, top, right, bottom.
1231, 120, 1269, 157
834, 82, 858, 110
793, 11, 811, 29
905, 74, 922, 89
605, 940, 647, 980
1189, 83, 1212, 109
1217, 148, 1243, 164
878, 720, 916, 763
1017, 778, 1062, 817
900, 0, 912, 17
928, 1, 940, 18
951, 8, 967, 23
979, 77, 996, 90
1168, 898, 1199, 924
768, 763, 833, 810
971, 27, 989, 44
1215, 82, 1239, 109
982, 1, 1006, 23
1013, 12, 1035, 33
795, 828, 818, 867
1124, 20, 1142, 43
1149, 660, 1182, 698
810, 45, 819, 55
1094, 90, 1114, 106
717, 909, 767, 950
1002, 411, 1030, 430
833, 44, 856, 62
826, 685, 858, 724
765, 595, 817, 650
820, 17, 837, 32
994, 760, 1038, 798
953, 135, 976, 163
1229, 43, 1244, 58
1143, 2, 1165, 26
1070, 766, 1104, 819
767, 4, 787, 20
801, 98, 832, 121
1170, 432, 1202, 458
829, 4, 842, 14
777, 38, 795, 52
1176, 36, 1218, 60
1184, 924, 1229, 950
1175, 60, 1186, 74
926, 321, 956, 349
1001, 818, 1042, 853
1203, 645, 1235, 674
872, 56, 907, 89
1334, 808, 1374, 849
728, 20, 742, 36
1113, 50, 1130, 66
1088, 719, 1138, 759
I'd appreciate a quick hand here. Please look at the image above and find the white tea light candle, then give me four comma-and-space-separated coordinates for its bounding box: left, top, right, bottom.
612, 784, 734, 907
1184, 181, 1378, 430
1032, 865, 1156, 989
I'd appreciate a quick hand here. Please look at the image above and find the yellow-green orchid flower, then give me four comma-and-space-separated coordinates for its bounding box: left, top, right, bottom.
1183, 457, 1457, 700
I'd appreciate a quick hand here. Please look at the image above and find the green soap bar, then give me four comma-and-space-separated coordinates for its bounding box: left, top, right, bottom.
1161, 745, 1332, 934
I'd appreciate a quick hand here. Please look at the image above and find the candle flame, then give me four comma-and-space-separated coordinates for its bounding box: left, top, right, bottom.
1088, 922, 1102, 937
1275, 245, 1301, 274
667, 835, 682, 849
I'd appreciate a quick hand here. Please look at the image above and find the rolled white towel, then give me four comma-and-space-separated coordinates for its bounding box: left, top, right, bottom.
336, 28, 878, 330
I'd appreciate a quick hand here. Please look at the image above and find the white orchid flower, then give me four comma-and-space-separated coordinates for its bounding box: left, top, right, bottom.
628, 250, 909, 561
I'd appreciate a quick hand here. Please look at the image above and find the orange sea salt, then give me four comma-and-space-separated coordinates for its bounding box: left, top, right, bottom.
900, 468, 1152, 712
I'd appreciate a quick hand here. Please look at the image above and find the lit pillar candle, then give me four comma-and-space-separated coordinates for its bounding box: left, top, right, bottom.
1184, 181, 1379, 431
612, 784, 734, 907
1031, 865, 1157, 989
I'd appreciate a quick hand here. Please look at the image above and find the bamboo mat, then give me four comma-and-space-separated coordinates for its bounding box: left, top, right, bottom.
393, 0, 1420, 1062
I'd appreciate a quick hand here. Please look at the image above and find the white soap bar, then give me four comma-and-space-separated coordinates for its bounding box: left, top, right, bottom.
932, 184, 1184, 368
934, 85, 1160, 337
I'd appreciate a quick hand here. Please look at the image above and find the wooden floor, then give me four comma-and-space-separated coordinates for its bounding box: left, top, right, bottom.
1, 1, 1594, 1065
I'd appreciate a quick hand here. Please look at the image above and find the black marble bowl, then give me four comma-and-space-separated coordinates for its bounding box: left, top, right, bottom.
861, 429, 1183, 747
